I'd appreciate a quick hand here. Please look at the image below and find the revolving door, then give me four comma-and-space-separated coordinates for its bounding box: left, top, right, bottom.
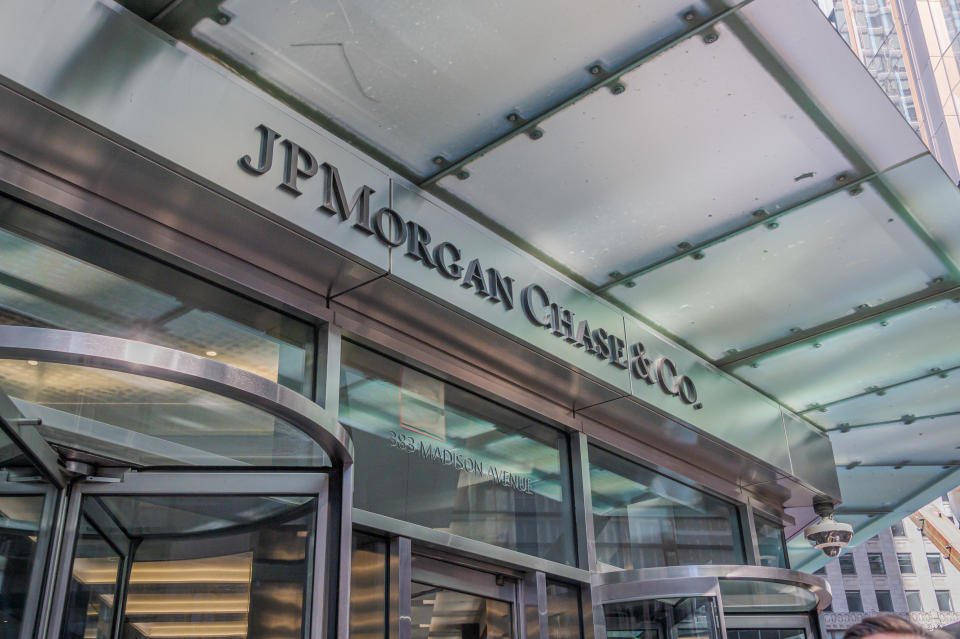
0, 327, 353, 639
593, 566, 830, 639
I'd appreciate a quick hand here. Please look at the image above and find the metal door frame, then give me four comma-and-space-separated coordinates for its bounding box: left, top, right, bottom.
591, 573, 727, 639
0, 476, 61, 639
45, 470, 331, 639
389, 536, 525, 639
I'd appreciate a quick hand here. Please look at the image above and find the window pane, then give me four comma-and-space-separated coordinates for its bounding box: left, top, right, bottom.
891, 521, 906, 537
906, 591, 922, 612
546, 582, 582, 639
605, 597, 719, 639
590, 445, 744, 570
755, 517, 788, 569
868, 553, 886, 575
0, 196, 315, 396
412, 581, 512, 639
937, 590, 953, 612
63, 494, 318, 639
60, 518, 121, 639
839, 554, 857, 575
876, 590, 893, 611
846, 591, 863, 613
898, 552, 914, 574
340, 342, 576, 565
929, 553, 945, 574
351, 532, 388, 639
0, 494, 47, 637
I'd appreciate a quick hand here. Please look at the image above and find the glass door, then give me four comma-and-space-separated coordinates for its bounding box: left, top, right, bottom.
603, 597, 722, 639
49, 471, 330, 639
0, 398, 62, 639
409, 554, 518, 639
724, 615, 815, 639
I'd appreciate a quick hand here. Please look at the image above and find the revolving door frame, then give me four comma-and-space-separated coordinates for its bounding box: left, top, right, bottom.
591, 565, 831, 639
0, 327, 355, 639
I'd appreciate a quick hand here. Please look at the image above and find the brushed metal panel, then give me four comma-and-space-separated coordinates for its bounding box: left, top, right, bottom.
332, 276, 624, 411
578, 395, 784, 492
622, 316, 794, 472
0, 82, 380, 299
391, 182, 634, 394
0, 0, 392, 272
783, 413, 842, 500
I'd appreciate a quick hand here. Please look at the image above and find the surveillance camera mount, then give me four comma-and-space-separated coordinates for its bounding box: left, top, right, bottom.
813, 496, 835, 518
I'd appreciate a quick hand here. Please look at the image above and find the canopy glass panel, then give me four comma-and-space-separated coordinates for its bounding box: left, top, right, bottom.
440, 21, 857, 286
609, 181, 947, 360
170, 0, 736, 177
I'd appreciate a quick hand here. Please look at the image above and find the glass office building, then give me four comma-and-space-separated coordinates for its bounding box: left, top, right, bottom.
0, 2, 861, 639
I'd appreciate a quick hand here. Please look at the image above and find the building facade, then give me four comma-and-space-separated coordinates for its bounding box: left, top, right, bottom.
820, 0, 960, 183
819, 499, 960, 635
4, 1, 960, 639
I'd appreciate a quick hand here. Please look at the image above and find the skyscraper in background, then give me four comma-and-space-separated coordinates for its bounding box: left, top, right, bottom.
818, 0, 960, 184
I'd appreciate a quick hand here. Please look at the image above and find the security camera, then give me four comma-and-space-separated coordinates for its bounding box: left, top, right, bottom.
805, 497, 853, 557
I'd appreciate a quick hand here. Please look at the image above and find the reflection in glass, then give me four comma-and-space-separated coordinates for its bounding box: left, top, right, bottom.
755, 517, 787, 569
604, 597, 719, 639
727, 629, 804, 639
0, 494, 46, 638
62, 494, 317, 639
0, 360, 330, 468
61, 518, 121, 639
0, 197, 315, 395
340, 342, 576, 565
546, 582, 581, 639
590, 445, 744, 570
350, 532, 388, 639
412, 581, 512, 639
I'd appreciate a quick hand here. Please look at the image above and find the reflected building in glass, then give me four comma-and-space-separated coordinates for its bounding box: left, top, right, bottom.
819, 0, 960, 183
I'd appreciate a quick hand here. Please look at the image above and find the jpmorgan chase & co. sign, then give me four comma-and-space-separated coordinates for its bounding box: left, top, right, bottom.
238, 124, 701, 408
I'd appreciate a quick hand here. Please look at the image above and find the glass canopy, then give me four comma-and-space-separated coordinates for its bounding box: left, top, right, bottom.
111, 0, 960, 569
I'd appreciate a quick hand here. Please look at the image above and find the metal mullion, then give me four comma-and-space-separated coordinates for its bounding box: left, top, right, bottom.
390, 537, 412, 639
336, 463, 354, 639
323, 323, 343, 415
310, 472, 331, 639
741, 498, 762, 567
18, 483, 59, 639
570, 432, 596, 572
111, 537, 139, 639
826, 408, 960, 433
716, 282, 960, 369
535, 572, 549, 639
44, 484, 84, 639
419, 1, 755, 187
